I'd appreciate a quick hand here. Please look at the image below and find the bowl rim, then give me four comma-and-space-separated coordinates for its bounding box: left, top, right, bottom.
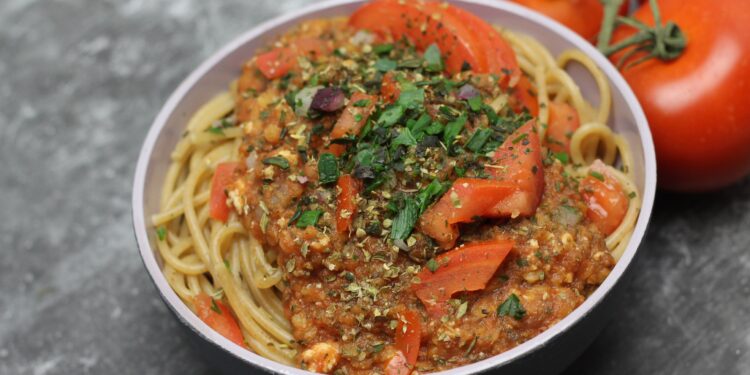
132, 0, 657, 374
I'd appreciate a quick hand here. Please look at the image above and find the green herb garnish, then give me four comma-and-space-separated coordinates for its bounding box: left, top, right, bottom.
426, 258, 439, 273
423, 43, 443, 72
318, 153, 339, 185
374, 57, 397, 72
156, 227, 167, 241
497, 293, 526, 320
373, 43, 394, 55
295, 210, 323, 228
589, 171, 605, 181
263, 156, 290, 170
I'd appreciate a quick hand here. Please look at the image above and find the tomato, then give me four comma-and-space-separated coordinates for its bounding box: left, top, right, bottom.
611, 0, 750, 191
486, 120, 545, 217
580, 160, 628, 235
380, 71, 400, 104
255, 38, 329, 80
328, 92, 375, 156
193, 293, 245, 347
436, 3, 521, 84
209, 162, 241, 222
545, 101, 580, 153
419, 121, 544, 249
418, 178, 514, 249
509, 75, 539, 116
350, 0, 486, 73
394, 310, 421, 365
335, 175, 361, 235
349, 0, 520, 78
511, 0, 630, 41
413, 239, 514, 316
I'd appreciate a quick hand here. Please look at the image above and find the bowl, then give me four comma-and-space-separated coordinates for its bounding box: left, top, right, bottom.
132, 0, 656, 373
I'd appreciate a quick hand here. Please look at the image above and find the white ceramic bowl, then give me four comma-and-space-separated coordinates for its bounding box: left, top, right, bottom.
132, 1, 656, 373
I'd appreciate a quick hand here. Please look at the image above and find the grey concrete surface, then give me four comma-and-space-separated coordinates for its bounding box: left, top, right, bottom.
0, 1, 748, 374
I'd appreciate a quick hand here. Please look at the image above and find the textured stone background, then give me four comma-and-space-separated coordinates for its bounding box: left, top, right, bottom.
1, 1, 748, 374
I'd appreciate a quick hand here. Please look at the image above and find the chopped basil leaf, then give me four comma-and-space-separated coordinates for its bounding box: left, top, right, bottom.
377, 104, 405, 127
467, 95, 483, 112
390, 199, 418, 240
416, 179, 450, 212
426, 258, 439, 272
423, 43, 443, 72
296, 210, 323, 228
396, 88, 425, 110
156, 227, 167, 241
629, 191, 637, 199
589, 171, 605, 181
287, 206, 303, 227
512, 132, 528, 144
353, 99, 371, 107
497, 293, 526, 320
443, 113, 467, 146
374, 57, 397, 72
391, 128, 417, 151
210, 299, 222, 314
372, 43, 393, 55
554, 152, 569, 164
263, 156, 290, 170
466, 128, 493, 153
318, 153, 339, 185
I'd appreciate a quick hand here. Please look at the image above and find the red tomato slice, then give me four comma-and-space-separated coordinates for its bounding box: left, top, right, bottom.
413, 239, 514, 316
336, 174, 361, 235
418, 178, 515, 249
194, 293, 245, 347
486, 120, 545, 217
209, 162, 241, 222
381, 71, 400, 104
439, 4, 521, 83
394, 310, 421, 365
545, 101, 580, 153
509, 75, 539, 116
349, 0, 486, 73
255, 38, 329, 80
328, 92, 376, 156
579, 160, 628, 235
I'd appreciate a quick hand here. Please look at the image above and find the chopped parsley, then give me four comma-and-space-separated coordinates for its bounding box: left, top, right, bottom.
295, 210, 323, 228
589, 171, 605, 181
374, 57, 397, 72
497, 293, 526, 320
317, 153, 339, 185
263, 156, 290, 170
210, 298, 222, 314
426, 258, 439, 273
156, 227, 167, 241
423, 43, 443, 72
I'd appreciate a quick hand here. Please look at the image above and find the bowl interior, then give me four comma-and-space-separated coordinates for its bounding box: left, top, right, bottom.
133, 1, 656, 374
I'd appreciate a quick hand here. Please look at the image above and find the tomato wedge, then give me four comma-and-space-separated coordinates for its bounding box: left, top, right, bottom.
328, 92, 375, 156
209, 162, 241, 222
509, 75, 539, 116
336, 174, 361, 235
438, 3, 521, 84
545, 101, 580, 153
381, 71, 400, 104
349, 0, 486, 73
413, 239, 514, 316
579, 160, 628, 235
255, 38, 329, 80
486, 120, 545, 217
418, 178, 515, 249
193, 292, 245, 347
394, 310, 421, 365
